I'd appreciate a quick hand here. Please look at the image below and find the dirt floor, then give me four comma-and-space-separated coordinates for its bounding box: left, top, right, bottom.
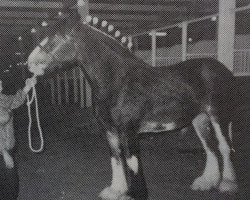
12, 77, 250, 200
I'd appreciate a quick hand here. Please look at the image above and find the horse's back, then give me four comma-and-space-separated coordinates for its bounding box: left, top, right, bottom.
164, 58, 236, 117
139, 58, 236, 118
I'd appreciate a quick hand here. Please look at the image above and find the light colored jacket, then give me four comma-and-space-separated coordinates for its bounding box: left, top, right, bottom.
0, 90, 26, 151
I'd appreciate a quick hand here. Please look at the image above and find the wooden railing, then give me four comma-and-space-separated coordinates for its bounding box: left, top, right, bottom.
153, 53, 217, 67
44, 67, 92, 108
233, 49, 250, 76
144, 50, 250, 76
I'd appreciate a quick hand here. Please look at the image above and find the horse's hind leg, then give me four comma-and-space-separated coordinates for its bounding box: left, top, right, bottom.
208, 113, 238, 192
191, 113, 220, 191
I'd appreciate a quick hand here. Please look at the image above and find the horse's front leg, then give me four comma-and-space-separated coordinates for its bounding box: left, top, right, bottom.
99, 130, 131, 200
122, 130, 148, 200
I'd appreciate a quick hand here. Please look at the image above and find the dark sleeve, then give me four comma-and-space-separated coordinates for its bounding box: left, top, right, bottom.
10, 89, 26, 109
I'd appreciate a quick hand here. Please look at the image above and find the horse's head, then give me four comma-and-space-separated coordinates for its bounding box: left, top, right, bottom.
28, 18, 77, 76
28, 12, 135, 77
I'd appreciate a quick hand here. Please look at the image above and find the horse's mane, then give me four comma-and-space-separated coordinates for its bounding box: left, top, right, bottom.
77, 15, 142, 63
44, 11, 148, 67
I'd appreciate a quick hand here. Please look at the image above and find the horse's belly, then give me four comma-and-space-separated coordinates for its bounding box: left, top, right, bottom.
139, 121, 176, 133
138, 118, 191, 133
139, 106, 195, 133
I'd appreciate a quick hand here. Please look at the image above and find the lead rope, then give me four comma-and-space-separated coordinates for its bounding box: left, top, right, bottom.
26, 79, 44, 153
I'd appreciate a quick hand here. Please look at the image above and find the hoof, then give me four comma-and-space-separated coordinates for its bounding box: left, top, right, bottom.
99, 187, 130, 200
191, 175, 220, 191
219, 179, 238, 193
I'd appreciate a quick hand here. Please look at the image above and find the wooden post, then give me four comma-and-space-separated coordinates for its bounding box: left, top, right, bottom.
56, 73, 62, 105
151, 30, 157, 67
217, 0, 236, 71
77, 0, 92, 108
64, 71, 69, 103
73, 68, 78, 103
181, 21, 188, 61
50, 78, 55, 104
79, 69, 85, 108
85, 80, 92, 108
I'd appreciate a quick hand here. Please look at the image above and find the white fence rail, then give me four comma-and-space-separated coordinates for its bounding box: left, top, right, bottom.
187, 53, 217, 60
45, 67, 92, 108
155, 56, 181, 66
145, 50, 250, 76
233, 49, 250, 76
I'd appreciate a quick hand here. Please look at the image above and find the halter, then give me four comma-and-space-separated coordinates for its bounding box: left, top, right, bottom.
37, 33, 74, 63
37, 43, 58, 62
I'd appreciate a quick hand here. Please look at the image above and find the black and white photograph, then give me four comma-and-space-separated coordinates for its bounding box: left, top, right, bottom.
0, 0, 249, 199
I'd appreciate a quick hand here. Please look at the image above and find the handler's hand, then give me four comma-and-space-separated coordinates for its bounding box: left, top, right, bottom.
24, 77, 37, 93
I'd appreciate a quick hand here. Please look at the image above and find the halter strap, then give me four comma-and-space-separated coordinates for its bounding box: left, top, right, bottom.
37, 34, 73, 63
37, 43, 59, 62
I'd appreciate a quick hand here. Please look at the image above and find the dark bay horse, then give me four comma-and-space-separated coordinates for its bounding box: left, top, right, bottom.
27, 14, 238, 200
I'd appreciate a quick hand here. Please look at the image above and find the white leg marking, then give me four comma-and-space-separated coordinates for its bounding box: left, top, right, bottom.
110, 157, 128, 192
192, 115, 220, 191
211, 120, 238, 192
2, 150, 14, 169
126, 155, 138, 174
191, 150, 220, 191
99, 157, 128, 200
229, 122, 233, 142
107, 131, 120, 153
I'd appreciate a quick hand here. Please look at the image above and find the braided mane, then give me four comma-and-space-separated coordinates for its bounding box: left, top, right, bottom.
81, 15, 133, 51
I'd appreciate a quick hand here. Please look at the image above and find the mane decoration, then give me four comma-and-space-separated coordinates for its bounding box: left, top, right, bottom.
82, 15, 133, 51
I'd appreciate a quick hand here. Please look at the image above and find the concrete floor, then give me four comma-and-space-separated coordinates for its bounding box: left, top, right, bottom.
12, 77, 250, 200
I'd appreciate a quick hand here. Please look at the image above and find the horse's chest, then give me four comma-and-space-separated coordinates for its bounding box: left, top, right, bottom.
111, 98, 145, 126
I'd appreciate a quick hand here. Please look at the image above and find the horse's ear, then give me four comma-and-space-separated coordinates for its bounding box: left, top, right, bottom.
67, 10, 81, 25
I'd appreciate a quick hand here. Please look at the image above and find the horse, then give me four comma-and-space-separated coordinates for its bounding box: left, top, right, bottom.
27, 13, 238, 200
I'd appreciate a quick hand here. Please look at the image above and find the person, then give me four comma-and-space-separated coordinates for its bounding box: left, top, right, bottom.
0, 77, 37, 200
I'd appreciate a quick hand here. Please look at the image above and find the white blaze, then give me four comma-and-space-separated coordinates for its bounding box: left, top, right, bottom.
28, 37, 49, 75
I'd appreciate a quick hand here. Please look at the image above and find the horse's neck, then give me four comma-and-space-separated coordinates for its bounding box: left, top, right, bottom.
80, 40, 128, 100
